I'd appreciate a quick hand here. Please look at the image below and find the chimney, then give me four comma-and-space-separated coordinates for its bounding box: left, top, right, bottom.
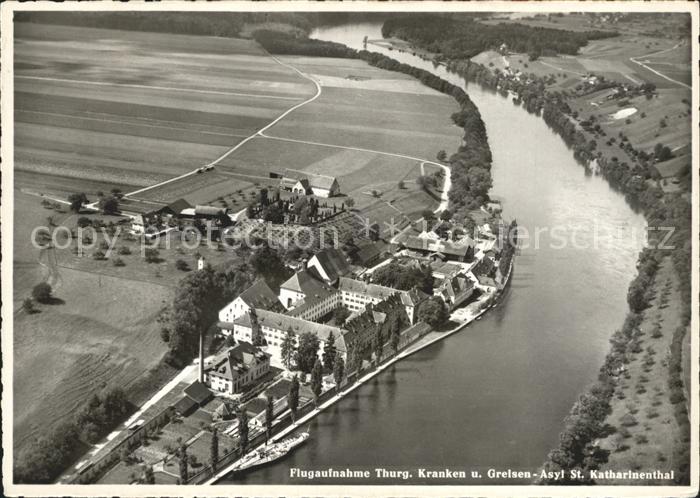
199, 330, 204, 383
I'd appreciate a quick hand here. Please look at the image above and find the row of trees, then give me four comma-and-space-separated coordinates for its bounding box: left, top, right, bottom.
372, 260, 433, 294
382, 14, 618, 60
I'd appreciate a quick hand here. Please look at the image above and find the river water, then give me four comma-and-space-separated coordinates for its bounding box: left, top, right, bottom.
222, 22, 647, 485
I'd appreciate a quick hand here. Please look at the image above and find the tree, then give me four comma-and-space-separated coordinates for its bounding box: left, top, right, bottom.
113, 257, 125, 267
288, 374, 300, 422
397, 180, 405, 189
439, 209, 453, 222
178, 445, 189, 483
68, 193, 88, 213
265, 394, 274, 441
32, 282, 52, 304
333, 353, 345, 393
372, 332, 383, 366
77, 216, 92, 228
654, 143, 673, 162
296, 332, 320, 373
310, 358, 323, 406
421, 208, 435, 222
23, 298, 36, 314
437, 150, 447, 161
333, 306, 351, 326
345, 197, 355, 209
237, 407, 249, 452
175, 259, 190, 271
144, 465, 155, 484
417, 296, 449, 327
390, 320, 401, 354
99, 196, 119, 215
210, 427, 219, 472
322, 332, 337, 372
280, 329, 296, 370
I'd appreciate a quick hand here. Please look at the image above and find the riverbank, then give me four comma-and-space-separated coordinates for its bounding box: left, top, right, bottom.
207, 282, 504, 484
376, 30, 692, 484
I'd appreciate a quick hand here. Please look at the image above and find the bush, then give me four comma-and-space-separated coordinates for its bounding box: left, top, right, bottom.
175, 259, 190, 272
23, 298, 36, 314
118, 246, 132, 255
32, 282, 52, 303
113, 257, 125, 267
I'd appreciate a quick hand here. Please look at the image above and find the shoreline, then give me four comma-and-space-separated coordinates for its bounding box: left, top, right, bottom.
207, 263, 512, 484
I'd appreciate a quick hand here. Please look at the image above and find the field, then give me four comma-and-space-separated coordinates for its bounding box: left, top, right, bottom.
12, 22, 464, 468
596, 259, 688, 483
473, 33, 690, 91
14, 22, 315, 198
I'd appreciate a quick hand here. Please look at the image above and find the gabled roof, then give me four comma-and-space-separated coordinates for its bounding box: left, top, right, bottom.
401, 287, 430, 307
183, 380, 212, 405
353, 241, 385, 265
309, 247, 351, 282
280, 268, 336, 300
400, 235, 473, 257
228, 309, 347, 352
338, 277, 400, 301
206, 342, 270, 381
173, 396, 197, 415
167, 198, 192, 214
284, 168, 337, 191
472, 257, 495, 278
238, 280, 282, 311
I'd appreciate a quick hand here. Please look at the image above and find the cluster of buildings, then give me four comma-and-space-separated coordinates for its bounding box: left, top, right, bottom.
203, 219, 504, 396
129, 197, 230, 234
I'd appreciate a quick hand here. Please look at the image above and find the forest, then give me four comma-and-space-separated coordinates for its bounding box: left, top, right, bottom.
382, 14, 618, 59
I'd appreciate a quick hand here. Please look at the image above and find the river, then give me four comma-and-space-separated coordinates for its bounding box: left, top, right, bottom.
221, 22, 647, 485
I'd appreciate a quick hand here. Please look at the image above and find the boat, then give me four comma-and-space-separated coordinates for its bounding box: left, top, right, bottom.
234, 431, 310, 472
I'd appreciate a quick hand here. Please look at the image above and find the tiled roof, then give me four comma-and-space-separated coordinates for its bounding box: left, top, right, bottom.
338, 277, 401, 301
310, 247, 350, 282
284, 168, 337, 191
238, 280, 282, 311
183, 381, 212, 405
227, 309, 347, 352
205, 342, 269, 381
280, 268, 336, 299
400, 235, 473, 257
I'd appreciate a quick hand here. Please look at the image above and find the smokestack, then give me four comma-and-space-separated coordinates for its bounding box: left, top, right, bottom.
199, 330, 204, 383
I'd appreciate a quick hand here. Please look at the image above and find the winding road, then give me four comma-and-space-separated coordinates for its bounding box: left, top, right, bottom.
125, 53, 452, 214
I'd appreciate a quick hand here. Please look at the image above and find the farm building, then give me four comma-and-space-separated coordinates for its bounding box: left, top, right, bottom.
204, 342, 270, 395
218, 279, 284, 322
279, 168, 340, 198
194, 205, 228, 218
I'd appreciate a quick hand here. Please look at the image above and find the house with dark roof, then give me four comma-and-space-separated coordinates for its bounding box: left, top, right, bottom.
204, 342, 270, 394
219, 280, 284, 322
351, 241, 387, 267
158, 198, 192, 218
173, 380, 213, 415
307, 247, 351, 284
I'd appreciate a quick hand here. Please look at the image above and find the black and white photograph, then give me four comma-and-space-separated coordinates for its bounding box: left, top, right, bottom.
1, 2, 697, 496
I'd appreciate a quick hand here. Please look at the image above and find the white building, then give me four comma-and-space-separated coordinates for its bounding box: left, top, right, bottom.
278, 268, 337, 311
337, 277, 429, 324
219, 279, 282, 322
204, 342, 270, 394
221, 309, 348, 365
